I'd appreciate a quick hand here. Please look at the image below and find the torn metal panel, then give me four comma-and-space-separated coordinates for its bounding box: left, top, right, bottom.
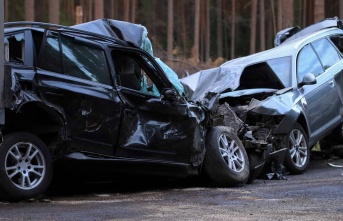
180, 66, 243, 101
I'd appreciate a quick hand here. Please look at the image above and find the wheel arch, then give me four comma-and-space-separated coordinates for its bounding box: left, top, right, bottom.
4, 101, 67, 153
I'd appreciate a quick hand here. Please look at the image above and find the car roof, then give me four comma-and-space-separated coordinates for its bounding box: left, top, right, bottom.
221, 27, 343, 68
4, 22, 128, 46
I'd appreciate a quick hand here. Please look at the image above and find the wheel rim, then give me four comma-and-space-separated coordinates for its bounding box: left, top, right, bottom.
5, 142, 46, 190
289, 129, 308, 167
218, 133, 245, 173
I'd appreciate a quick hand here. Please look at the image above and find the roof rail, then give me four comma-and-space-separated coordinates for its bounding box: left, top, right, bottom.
4, 21, 128, 46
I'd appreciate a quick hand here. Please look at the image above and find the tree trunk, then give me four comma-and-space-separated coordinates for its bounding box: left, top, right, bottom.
271, 0, 276, 35
314, 0, 325, 22
205, 0, 210, 63
167, 0, 173, 61
249, 0, 257, 54
49, 0, 59, 24
281, 0, 293, 28
277, 0, 282, 30
94, 0, 104, 19
192, 0, 200, 64
231, 0, 235, 59
260, 0, 265, 51
131, 0, 137, 23
4, 0, 8, 22
217, 0, 223, 58
25, 0, 35, 21
123, 0, 130, 21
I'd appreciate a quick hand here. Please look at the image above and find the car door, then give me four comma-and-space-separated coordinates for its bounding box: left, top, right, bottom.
297, 38, 342, 141
111, 48, 205, 165
35, 31, 122, 156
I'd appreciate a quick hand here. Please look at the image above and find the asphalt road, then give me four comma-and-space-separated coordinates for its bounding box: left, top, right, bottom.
1, 156, 343, 221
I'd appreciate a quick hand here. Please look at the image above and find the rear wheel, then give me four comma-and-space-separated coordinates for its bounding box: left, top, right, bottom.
204, 126, 249, 186
0, 132, 53, 201
284, 123, 310, 174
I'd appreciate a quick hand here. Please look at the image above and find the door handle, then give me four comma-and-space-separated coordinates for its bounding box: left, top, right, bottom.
329, 81, 335, 88
45, 91, 64, 96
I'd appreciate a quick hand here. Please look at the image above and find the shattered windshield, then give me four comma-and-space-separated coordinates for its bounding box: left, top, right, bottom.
267, 56, 292, 87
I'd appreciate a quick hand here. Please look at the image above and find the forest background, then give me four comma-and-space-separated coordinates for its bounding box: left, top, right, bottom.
4, 0, 343, 77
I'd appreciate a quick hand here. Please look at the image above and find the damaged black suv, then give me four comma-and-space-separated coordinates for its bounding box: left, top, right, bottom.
0, 20, 264, 201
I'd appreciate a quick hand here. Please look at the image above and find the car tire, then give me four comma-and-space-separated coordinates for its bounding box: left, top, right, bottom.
0, 132, 53, 201
284, 123, 310, 174
204, 126, 250, 186
319, 123, 343, 155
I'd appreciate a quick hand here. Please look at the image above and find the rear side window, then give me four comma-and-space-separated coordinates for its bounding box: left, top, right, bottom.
297, 44, 324, 82
312, 38, 341, 70
39, 33, 112, 86
60, 35, 111, 85
4, 32, 25, 63
39, 37, 62, 73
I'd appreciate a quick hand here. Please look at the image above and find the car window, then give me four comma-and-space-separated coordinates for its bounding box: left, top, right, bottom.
39, 37, 62, 73
60, 35, 112, 85
39, 34, 112, 86
267, 56, 292, 87
297, 44, 324, 82
312, 38, 341, 70
4, 32, 25, 63
112, 51, 160, 96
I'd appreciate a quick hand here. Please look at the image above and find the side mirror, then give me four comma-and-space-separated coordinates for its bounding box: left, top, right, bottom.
299, 73, 316, 87
162, 88, 178, 102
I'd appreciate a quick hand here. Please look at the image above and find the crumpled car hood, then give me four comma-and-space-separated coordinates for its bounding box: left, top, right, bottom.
180, 66, 243, 101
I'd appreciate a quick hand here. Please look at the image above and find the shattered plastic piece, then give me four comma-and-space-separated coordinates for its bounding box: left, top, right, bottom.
328, 163, 343, 168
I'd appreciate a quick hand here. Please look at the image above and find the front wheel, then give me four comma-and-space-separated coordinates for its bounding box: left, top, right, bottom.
204, 126, 249, 186
0, 132, 53, 201
284, 123, 310, 174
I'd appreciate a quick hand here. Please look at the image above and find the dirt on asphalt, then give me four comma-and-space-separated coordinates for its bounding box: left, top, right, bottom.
0, 157, 343, 221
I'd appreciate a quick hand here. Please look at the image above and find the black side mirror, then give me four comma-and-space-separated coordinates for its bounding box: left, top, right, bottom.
162, 88, 178, 102
299, 73, 317, 87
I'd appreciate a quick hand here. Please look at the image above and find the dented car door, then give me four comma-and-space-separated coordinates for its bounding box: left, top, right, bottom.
35, 31, 122, 156
112, 48, 206, 165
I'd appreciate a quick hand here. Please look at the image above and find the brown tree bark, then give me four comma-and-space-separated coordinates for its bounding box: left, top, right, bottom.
123, 0, 130, 21
94, 0, 104, 19
192, 0, 200, 64
49, 0, 60, 24
260, 0, 265, 51
277, 0, 282, 30
271, 0, 277, 34
249, 0, 257, 54
231, 0, 235, 59
281, 0, 293, 28
167, 0, 174, 61
4, 0, 8, 22
217, 0, 223, 58
205, 0, 210, 62
131, 0, 137, 23
25, 0, 35, 21
314, 0, 325, 22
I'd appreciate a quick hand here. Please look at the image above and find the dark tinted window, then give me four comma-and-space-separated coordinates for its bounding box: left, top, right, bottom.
39, 37, 62, 73
61, 35, 111, 85
312, 38, 340, 70
4, 32, 25, 63
297, 44, 324, 82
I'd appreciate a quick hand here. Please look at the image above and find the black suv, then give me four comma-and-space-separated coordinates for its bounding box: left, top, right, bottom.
0, 20, 270, 201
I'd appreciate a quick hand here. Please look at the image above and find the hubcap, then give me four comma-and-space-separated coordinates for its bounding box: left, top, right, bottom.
289, 129, 308, 167
219, 134, 245, 173
5, 142, 46, 190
